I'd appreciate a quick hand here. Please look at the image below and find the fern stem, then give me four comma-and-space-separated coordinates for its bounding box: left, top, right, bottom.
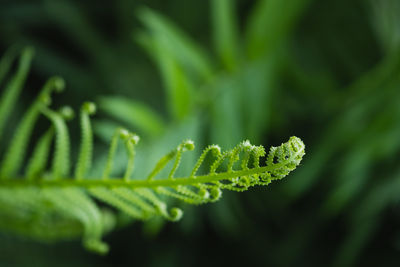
190, 144, 221, 177
112, 188, 157, 214
123, 133, 140, 181
26, 128, 54, 180
40, 106, 73, 179
0, 155, 303, 189
102, 128, 128, 180
146, 150, 176, 180
0, 47, 34, 143
75, 102, 96, 180
168, 140, 194, 179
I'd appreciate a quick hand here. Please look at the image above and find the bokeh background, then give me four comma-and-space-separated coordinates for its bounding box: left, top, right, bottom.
1, 0, 400, 266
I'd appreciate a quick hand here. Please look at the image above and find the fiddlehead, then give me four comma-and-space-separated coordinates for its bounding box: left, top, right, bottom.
75, 102, 96, 180
0, 47, 305, 254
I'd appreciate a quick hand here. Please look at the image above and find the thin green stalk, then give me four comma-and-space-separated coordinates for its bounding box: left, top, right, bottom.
0, 148, 304, 189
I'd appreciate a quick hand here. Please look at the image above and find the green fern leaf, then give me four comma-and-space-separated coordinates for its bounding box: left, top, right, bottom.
0, 47, 305, 254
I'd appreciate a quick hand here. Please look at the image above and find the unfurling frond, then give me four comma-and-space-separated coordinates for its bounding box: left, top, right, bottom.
0, 47, 305, 254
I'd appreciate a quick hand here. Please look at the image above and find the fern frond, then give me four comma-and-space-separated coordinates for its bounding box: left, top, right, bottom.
75, 102, 96, 180
0, 47, 34, 143
102, 128, 140, 180
0, 47, 305, 254
0, 76, 64, 178
25, 128, 54, 180
0, 46, 19, 86
40, 105, 74, 179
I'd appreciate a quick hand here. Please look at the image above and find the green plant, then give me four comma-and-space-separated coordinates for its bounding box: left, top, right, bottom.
0, 47, 305, 254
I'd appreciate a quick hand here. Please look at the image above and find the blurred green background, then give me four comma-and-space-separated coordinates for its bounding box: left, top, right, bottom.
1, 0, 400, 266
